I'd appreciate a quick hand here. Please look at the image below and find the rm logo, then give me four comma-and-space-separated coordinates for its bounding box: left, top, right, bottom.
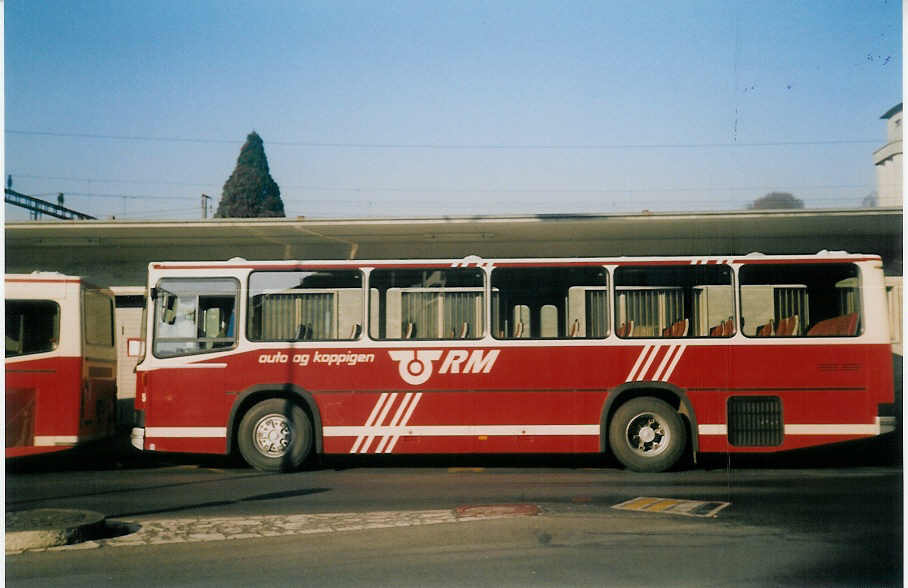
388, 349, 500, 386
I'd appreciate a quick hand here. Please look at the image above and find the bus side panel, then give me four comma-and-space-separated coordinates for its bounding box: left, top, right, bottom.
6, 356, 82, 457
142, 367, 228, 454
319, 389, 607, 455
221, 344, 726, 456
692, 342, 893, 453
6, 387, 36, 451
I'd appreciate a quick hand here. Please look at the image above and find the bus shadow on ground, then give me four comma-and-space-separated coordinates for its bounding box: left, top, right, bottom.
319, 431, 902, 472
5, 429, 239, 474
699, 431, 902, 470
7, 429, 900, 475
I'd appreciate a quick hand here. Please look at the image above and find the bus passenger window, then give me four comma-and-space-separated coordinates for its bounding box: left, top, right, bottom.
739, 263, 860, 337
247, 270, 363, 342
152, 278, 238, 357
615, 265, 733, 338
491, 267, 608, 340
5, 300, 60, 357
369, 268, 484, 340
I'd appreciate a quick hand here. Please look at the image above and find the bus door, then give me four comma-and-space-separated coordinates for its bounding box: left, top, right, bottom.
81, 289, 117, 441
148, 278, 238, 452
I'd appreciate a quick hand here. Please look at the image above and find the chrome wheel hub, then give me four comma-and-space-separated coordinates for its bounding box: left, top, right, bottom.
625, 413, 670, 457
253, 414, 293, 458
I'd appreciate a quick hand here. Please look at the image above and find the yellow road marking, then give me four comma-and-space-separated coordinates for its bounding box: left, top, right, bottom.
612, 496, 731, 518
618, 496, 662, 510
642, 499, 682, 512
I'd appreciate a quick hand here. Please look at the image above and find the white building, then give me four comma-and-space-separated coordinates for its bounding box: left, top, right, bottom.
874, 103, 903, 207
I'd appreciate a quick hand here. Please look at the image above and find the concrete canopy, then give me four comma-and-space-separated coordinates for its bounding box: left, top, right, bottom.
5, 208, 902, 287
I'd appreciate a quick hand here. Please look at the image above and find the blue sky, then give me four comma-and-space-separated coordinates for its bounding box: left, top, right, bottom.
4, 1, 902, 221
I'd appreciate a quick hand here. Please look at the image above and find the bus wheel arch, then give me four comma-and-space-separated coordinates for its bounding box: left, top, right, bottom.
229, 384, 323, 471
601, 383, 699, 471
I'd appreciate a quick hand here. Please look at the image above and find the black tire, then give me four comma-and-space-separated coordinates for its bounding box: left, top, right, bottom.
608, 397, 687, 473
237, 398, 312, 472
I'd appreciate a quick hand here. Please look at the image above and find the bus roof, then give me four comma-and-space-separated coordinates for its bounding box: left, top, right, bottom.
148, 251, 882, 272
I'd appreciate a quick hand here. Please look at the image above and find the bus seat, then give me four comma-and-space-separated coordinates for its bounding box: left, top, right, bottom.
349, 323, 362, 339
711, 317, 735, 336
663, 318, 688, 337
756, 320, 774, 337
775, 315, 799, 336
404, 322, 416, 339
806, 312, 858, 336
617, 321, 633, 337
570, 318, 580, 337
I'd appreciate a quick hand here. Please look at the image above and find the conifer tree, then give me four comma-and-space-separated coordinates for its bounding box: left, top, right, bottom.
215, 131, 286, 218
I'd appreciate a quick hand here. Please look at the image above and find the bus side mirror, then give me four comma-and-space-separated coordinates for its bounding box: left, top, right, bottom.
127, 338, 145, 357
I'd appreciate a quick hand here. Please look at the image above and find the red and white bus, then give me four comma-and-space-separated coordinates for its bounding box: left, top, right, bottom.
6, 273, 118, 457
129, 252, 896, 472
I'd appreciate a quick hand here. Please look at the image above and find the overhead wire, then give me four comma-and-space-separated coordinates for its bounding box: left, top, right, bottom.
5, 128, 880, 149
6, 128, 881, 218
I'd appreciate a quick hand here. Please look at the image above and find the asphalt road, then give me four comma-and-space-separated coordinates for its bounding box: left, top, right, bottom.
5, 433, 903, 587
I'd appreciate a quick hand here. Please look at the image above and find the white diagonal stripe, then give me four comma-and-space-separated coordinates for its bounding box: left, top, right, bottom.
350, 392, 390, 454
626, 345, 653, 382
359, 393, 398, 453
635, 344, 661, 381
651, 344, 678, 381
385, 392, 422, 453
661, 344, 687, 381
375, 393, 413, 453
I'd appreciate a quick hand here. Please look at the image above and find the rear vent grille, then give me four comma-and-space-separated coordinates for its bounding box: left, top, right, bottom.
727, 396, 783, 447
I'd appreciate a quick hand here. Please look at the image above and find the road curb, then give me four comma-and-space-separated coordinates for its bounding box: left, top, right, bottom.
7, 504, 542, 552
6, 509, 106, 553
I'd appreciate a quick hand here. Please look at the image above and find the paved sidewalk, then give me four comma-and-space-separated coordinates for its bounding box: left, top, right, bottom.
8, 504, 540, 554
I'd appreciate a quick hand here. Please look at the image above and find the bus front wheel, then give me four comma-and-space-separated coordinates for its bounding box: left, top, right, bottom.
608, 397, 687, 473
238, 398, 312, 472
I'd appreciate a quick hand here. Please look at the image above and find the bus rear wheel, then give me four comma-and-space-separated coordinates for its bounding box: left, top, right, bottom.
608, 397, 687, 473
238, 398, 312, 472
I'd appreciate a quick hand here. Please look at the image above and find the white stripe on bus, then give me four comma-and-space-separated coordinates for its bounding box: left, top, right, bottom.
651, 344, 677, 381
374, 393, 412, 453
661, 344, 686, 381
326, 425, 600, 437
34, 436, 80, 446
384, 392, 422, 453
625, 344, 686, 382
350, 392, 391, 453
140, 420, 890, 443
363, 392, 399, 453
145, 427, 227, 438
783, 424, 888, 435
635, 345, 661, 381
626, 345, 654, 381
698, 421, 891, 436
358, 393, 397, 454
